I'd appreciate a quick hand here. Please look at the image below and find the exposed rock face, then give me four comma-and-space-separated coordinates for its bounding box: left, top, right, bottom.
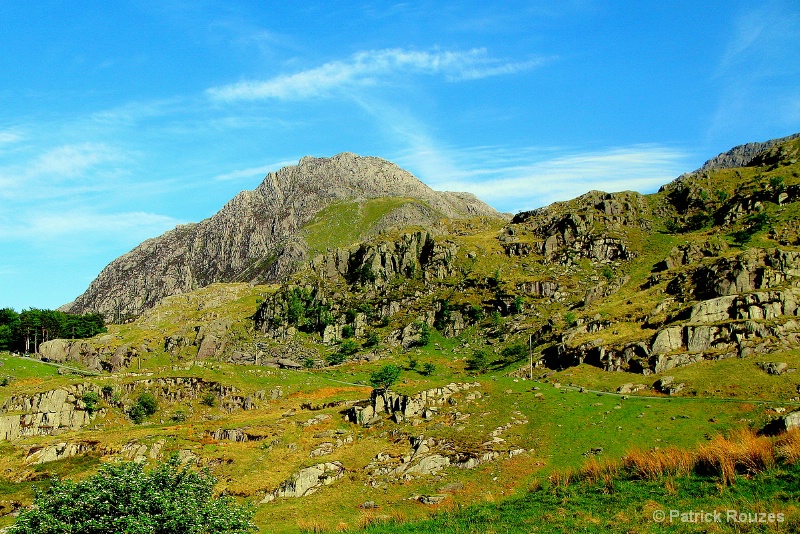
695, 133, 800, 173
65, 153, 501, 319
345, 382, 481, 426
508, 191, 645, 266
262, 461, 345, 502
0, 384, 102, 441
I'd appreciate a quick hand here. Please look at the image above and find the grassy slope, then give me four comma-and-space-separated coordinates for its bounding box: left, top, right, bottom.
2, 141, 800, 532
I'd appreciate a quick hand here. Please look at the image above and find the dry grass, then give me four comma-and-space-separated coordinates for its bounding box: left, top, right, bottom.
623, 446, 695, 480
580, 456, 620, 485
775, 428, 800, 465
297, 518, 326, 533
548, 467, 575, 488
696, 428, 774, 485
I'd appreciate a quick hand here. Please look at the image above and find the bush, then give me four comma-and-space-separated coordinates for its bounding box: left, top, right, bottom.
466, 349, 491, 373
420, 362, 436, 376
338, 338, 359, 356
564, 312, 578, 327
369, 364, 401, 390
201, 392, 217, 407
82, 391, 101, 414
363, 332, 380, 348
416, 322, 431, 347
129, 392, 158, 423
511, 296, 524, 314
500, 343, 527, 363
9, 456, 256, 534
326, 352, 346, 366
341, 325, 355, 339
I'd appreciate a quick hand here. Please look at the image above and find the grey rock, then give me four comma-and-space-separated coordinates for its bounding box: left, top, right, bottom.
65, 153, 502, 319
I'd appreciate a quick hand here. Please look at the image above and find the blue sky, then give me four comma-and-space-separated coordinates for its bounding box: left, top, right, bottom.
1, 1, 799, 311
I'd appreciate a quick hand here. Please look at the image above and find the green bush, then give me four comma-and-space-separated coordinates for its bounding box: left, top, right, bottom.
363, 331, 380, 348
416, 322, 431, 347
341, 325, 354, 339
369, 364, 401, 390
466, 349, 491, 373
420, 362, 436, 376
501, 344, 527, 363
201, 392, 217, 407
82, 391, 101, 415
8, 456, 256, 534
129, 392, 158, 423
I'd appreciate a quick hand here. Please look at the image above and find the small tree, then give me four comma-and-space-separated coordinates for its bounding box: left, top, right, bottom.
466, 349, 491, 373
420, 362, 436, 376
129, 391, 158, 424
9, 456, 256, 534
369, 364, 401, 390
82, 391, 101, 415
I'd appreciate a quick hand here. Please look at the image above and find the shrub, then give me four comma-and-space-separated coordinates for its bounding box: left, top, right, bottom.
129, 392, 158, 423
416, 322, 431, 347
363, 332, 380, 348
82, 391, 101, 414
466, 349, 491, 373
8, 456, 256, 534
326, 352, 346, 366
369, 364, 401, 390
511, 296, 524, 314
500, 343, 527, 363
564, 312, 578, 327
201, 392, 217, 407
101, 384, 114, 398
338, 338, 359, 356
341, 325, 355, 339
420, 362, 436, 376
171, 410, 188, 423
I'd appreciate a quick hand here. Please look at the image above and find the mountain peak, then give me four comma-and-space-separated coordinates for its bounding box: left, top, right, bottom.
64, 153, 502, 319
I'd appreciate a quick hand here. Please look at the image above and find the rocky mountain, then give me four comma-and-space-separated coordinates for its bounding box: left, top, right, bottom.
63, 153, 502, 319
682, 132, 800, 177
6, 134, 800, 533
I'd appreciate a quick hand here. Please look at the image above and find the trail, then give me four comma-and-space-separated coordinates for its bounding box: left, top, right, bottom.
9, 354, 102, 377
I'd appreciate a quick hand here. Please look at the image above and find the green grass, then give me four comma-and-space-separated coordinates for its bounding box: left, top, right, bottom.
357, 463, 800, 533
303, 198, 431, 256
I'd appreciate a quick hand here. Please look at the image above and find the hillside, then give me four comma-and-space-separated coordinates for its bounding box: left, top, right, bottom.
2, 135, 800, 532
63, 153, 502, 319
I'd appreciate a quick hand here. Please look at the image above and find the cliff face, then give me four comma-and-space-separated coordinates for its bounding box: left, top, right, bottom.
64, 153, 502, 319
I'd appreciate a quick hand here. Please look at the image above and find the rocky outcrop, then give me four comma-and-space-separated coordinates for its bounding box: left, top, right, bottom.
262, 461, 345, 502
0, 384, 103, 441
689, 249, 800, 301
345, 382, 481, 426
693, 133, 800, 174
509, 191, 645, 266
65, 153, 501, 319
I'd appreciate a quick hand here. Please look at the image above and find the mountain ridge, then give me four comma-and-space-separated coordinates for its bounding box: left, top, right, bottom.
63, 152, 502, 319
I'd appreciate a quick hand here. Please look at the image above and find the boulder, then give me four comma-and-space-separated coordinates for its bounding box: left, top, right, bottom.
269, 461, 345, 499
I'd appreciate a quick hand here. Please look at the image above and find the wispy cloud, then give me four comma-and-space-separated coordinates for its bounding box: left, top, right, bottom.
0, 143, 126, 200
398, 144, 689, 213
207, 48, 548, 101
212, 159, 297, 181
0, 210, 183, 242
0, 131, 22, 144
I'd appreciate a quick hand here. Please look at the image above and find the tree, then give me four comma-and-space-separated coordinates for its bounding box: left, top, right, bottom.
466, 349, 491, 373
82, 391, 101, 415
129, 392, 158, 423
9, 456, 256, 534
369, 364, 401, 390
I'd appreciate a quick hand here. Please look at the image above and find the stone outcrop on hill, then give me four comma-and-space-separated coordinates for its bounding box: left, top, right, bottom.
65, 153, 501, 319
0, 384, 102, 441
